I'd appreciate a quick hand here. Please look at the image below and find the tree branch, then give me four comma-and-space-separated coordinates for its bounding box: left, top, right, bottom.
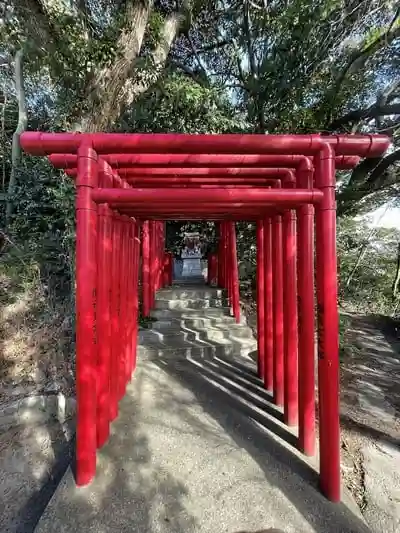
185, 38, 234, 56
348, 157, 381, 186
328, 102, 400, 130
79, 3, 192, 131
392, 242, 400, 298
378, 117, 400, 136
226, 83, 249, 91
329, 23, 400, 109
6, 50, 27, 226
243, 0, 257, 79
337, 182, 400, 218
388, 4, 400, 33
1, 92, 7, 191
77, 0, 154, 130
169, 59, 209, 87
122, 11, 188, 100
15, 0, 60, 54
187, 34, 209, 81
375, 79, 400, 128
75, 0, 96, 38
76, 0, 92, 19
227, 35, 246, 86
367, 149, 400, 186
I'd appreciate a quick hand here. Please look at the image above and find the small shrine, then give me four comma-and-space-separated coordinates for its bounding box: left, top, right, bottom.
181, 232, 203, 277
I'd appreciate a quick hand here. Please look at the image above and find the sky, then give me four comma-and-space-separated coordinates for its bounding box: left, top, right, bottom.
367, 205, 400, 229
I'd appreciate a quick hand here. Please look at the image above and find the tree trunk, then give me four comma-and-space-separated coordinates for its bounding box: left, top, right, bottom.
6, 49, 27, 226
120, 11, 186, 108
392, 242, 400, 298
18, 1, 190, 133
1, 91, 6, 190
77, 2, 187, 132
78, 0, 153, 132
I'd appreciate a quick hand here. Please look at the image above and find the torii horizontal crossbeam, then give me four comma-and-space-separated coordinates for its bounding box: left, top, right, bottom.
91, 187, 323, 205
21, 132, 390, 156
49, 153, 361, 170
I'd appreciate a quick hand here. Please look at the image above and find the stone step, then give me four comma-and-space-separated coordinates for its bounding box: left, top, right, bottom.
139, 324, 255, 345
147, 318, 253, 338
148, 315, 248, 330
156, 287, 226, 300
139, 328, 256, 354
139, 329, 197, 343
150, 307, 234, 320
154, 297, 229, 310
138, 339, 256, 360
172, 277, 205, 285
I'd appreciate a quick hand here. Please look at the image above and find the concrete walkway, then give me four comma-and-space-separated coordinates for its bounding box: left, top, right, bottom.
36, 360, 370, 533
35, 285, 370, 533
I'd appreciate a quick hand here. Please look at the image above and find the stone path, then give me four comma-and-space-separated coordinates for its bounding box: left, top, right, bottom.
34, 284, 369, 533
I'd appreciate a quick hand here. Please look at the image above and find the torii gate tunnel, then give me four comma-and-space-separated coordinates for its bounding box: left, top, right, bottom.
21, 131, 390, 503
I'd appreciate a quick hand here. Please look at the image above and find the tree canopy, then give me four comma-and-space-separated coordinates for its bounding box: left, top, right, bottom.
1, 0, 399, 217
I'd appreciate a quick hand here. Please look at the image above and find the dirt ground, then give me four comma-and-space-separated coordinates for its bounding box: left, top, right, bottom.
339, 312, 400, 532
0, 267, 75, 533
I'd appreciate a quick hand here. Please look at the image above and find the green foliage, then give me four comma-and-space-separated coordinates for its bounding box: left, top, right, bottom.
339, 313, 351, 359
337, 216, 400, 314
147, 11, 166, 47
4, 157, 75, 298
120, 73, 250, 133
236, 222, 256, 283
200, 0, 396, 132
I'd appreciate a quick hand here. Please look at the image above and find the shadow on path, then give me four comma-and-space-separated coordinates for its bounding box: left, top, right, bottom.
34, 366, 198, 533
13, 426, 74, 533
35, 347, 371, 533
151, 352, 371, 533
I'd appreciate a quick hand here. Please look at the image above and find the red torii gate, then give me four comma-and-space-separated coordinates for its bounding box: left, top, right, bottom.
21, 131, 390, 504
